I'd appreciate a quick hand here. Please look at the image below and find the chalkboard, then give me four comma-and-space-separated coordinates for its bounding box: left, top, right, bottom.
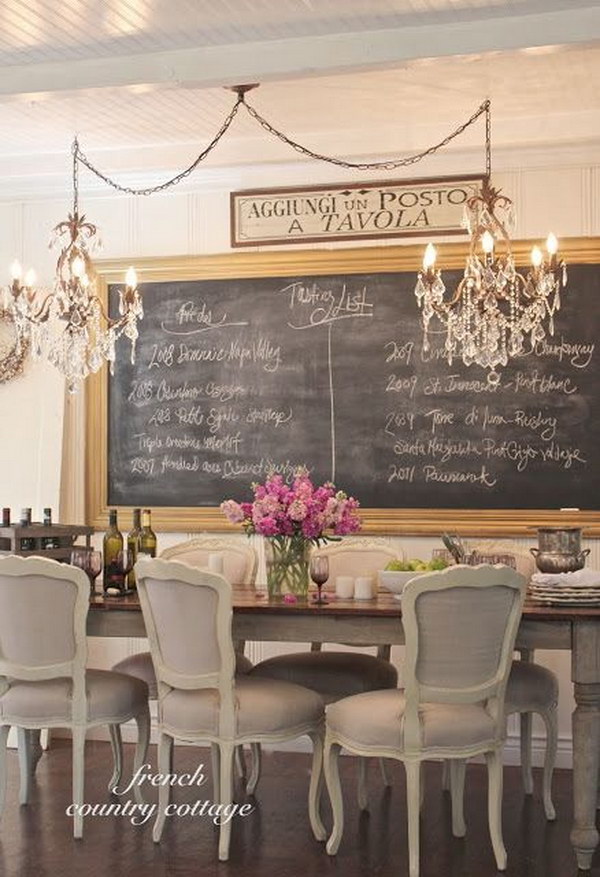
87, 241, 600, 534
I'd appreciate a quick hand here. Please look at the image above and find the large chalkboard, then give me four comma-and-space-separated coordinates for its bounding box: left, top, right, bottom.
87, 241, 600, 534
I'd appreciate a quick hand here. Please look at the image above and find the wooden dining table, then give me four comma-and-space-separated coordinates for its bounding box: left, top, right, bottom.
89, 585, 600, 871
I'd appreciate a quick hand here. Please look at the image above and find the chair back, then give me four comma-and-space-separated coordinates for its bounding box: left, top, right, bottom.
0, 556, 89, 718
135, 558, 236, 736
160, 536, 257, 585
312, 539, 401, 580
401, 564, 526, 751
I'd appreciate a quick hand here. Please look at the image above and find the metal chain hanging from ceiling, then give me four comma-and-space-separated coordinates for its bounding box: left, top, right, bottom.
72, 87, 491, 196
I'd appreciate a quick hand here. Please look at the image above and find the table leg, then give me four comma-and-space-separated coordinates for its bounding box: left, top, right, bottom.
571, 683, 600, 869
571, 619, 600, 871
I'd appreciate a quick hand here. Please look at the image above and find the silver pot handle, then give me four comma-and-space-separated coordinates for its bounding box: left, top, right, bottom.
530, 548, 540, 557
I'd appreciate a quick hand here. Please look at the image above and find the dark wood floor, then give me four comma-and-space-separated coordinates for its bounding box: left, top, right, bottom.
0, 739, 592, 877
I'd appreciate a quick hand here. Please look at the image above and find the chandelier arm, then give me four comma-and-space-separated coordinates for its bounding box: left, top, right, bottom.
241, 98, 491, 171
439, 276, 470, 308
72, 94, 244, 196
27, 295, 54, 324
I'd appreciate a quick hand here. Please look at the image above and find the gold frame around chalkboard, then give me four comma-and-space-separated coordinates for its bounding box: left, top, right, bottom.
86, 236, 600, 536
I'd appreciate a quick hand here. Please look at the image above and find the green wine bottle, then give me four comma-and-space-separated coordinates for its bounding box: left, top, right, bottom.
103, 509, 124, 592
126, 508, 142, 589
138, 509, 157, 558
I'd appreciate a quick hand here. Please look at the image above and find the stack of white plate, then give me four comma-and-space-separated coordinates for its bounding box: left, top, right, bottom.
529, 570, 600, 606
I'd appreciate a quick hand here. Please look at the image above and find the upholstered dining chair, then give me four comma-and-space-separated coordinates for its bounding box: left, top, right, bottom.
0, 555, 150, 838
109, 536, 257, 784
135, 558, 326, 861
249, 540, 400, 800
440, 545, 558, 820
323, 564, 527, 877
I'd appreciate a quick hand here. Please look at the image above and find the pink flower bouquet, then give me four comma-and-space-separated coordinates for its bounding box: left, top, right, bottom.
220, 468, 361, 543
221, 469, 361, 598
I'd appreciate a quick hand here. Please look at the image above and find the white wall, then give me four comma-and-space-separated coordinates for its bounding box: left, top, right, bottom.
1, 147, 599, 764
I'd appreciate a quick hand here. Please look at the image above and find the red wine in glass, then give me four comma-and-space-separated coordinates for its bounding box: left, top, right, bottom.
310, 556, 329, 604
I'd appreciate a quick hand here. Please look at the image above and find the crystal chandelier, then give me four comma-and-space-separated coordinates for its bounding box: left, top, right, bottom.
3, 142, 143, 393
414, 106, 566, 386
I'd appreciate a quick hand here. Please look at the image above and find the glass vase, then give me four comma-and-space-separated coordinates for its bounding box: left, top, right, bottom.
265, 535, 310, 600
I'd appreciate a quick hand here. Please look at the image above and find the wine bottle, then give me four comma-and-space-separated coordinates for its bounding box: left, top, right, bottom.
42, 507, 56, 549
126, 508, 142, 588
103, 509, 124, 592
138, 509, 157, 558
19, 508, 34, 550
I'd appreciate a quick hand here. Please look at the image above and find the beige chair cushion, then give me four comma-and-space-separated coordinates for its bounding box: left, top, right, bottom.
113, 650, 254, 699
326, 689, 496, 751
0, 669, 148, 725
505, 660, 558, 714
161, 675, 324, 737
249, 651, 398, 704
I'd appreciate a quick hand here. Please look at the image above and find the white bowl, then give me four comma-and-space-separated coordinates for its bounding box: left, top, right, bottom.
377, 570, 429, 596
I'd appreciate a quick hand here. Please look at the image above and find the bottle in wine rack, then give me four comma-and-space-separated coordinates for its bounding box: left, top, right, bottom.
138, 509, 157, 558
126, 508, 142, 588
42, 507, 57, 549
19, 507, 34, 550
103, 510, 124, 592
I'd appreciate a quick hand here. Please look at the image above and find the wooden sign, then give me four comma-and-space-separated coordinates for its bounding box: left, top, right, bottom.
231, 174, 485, 247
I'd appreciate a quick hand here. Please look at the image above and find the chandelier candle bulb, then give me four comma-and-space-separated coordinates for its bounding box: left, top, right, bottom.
24, 269, 36, 288
125, 267, 137, 289
531, 246, 543, 268
10, 261, 21, 281
546, 232, 558, 255
481, 230, 495, 254
71, 256, 84, 278
423, 243, 437, 272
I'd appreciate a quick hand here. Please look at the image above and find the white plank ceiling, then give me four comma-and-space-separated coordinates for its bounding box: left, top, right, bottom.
0, 0, 599, 195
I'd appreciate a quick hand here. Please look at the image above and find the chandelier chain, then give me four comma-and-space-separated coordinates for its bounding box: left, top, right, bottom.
72, 93, 491, 193
485, 100, 492, 179
72, 138, 80, 214
73, 94, 245, 196
241, 97, 490, 172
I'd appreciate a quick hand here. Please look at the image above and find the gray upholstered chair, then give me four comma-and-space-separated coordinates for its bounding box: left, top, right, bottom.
0, 555, 150, 838
504, 658, 558, 819
249, 540, 400, 799
109, 536, 257, 784
471, 542, 558, 810
135, 558, 325, 861
440, 546, 558, 819
113, 536, 258, 694
323, 564, 527, 877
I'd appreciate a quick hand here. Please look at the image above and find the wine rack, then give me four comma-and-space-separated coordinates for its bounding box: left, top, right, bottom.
0, 523, 94, 562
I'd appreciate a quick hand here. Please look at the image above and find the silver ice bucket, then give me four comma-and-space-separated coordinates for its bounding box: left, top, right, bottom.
530, 527, 589, 573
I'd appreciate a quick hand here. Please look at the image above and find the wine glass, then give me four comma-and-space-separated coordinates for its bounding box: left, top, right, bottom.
86, 550, 102, 595
70, 548, 102, 596
71, 548, 102, 594
310, 555, 329, 604
70, 548, 89, 575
